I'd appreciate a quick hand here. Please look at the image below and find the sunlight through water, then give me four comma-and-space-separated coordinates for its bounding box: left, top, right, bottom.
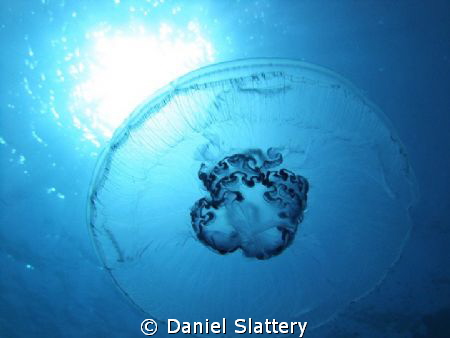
69, 22, 214, 146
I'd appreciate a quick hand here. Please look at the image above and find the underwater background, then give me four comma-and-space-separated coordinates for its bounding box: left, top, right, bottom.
1, 0, 449, 337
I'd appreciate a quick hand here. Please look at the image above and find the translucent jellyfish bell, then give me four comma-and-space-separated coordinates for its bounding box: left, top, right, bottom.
88, 59, 417, 328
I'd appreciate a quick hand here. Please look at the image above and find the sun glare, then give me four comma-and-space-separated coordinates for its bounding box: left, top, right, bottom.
69, 22, 214, 146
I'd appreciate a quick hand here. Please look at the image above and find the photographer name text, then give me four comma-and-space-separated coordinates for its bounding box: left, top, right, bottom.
167, 318, 307, 337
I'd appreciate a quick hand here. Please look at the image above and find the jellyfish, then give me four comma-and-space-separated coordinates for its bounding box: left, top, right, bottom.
88, 59, 417, 330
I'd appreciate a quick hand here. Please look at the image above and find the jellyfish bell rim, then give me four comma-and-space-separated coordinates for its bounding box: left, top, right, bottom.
87, 57, 418, 222
85, 57, 419, 328
127, 58, 399, 137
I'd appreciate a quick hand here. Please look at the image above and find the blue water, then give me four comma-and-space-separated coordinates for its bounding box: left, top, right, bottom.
1, 1, 449, 337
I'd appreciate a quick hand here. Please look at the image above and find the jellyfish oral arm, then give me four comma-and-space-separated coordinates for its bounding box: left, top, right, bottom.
190, 149, 308, 260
